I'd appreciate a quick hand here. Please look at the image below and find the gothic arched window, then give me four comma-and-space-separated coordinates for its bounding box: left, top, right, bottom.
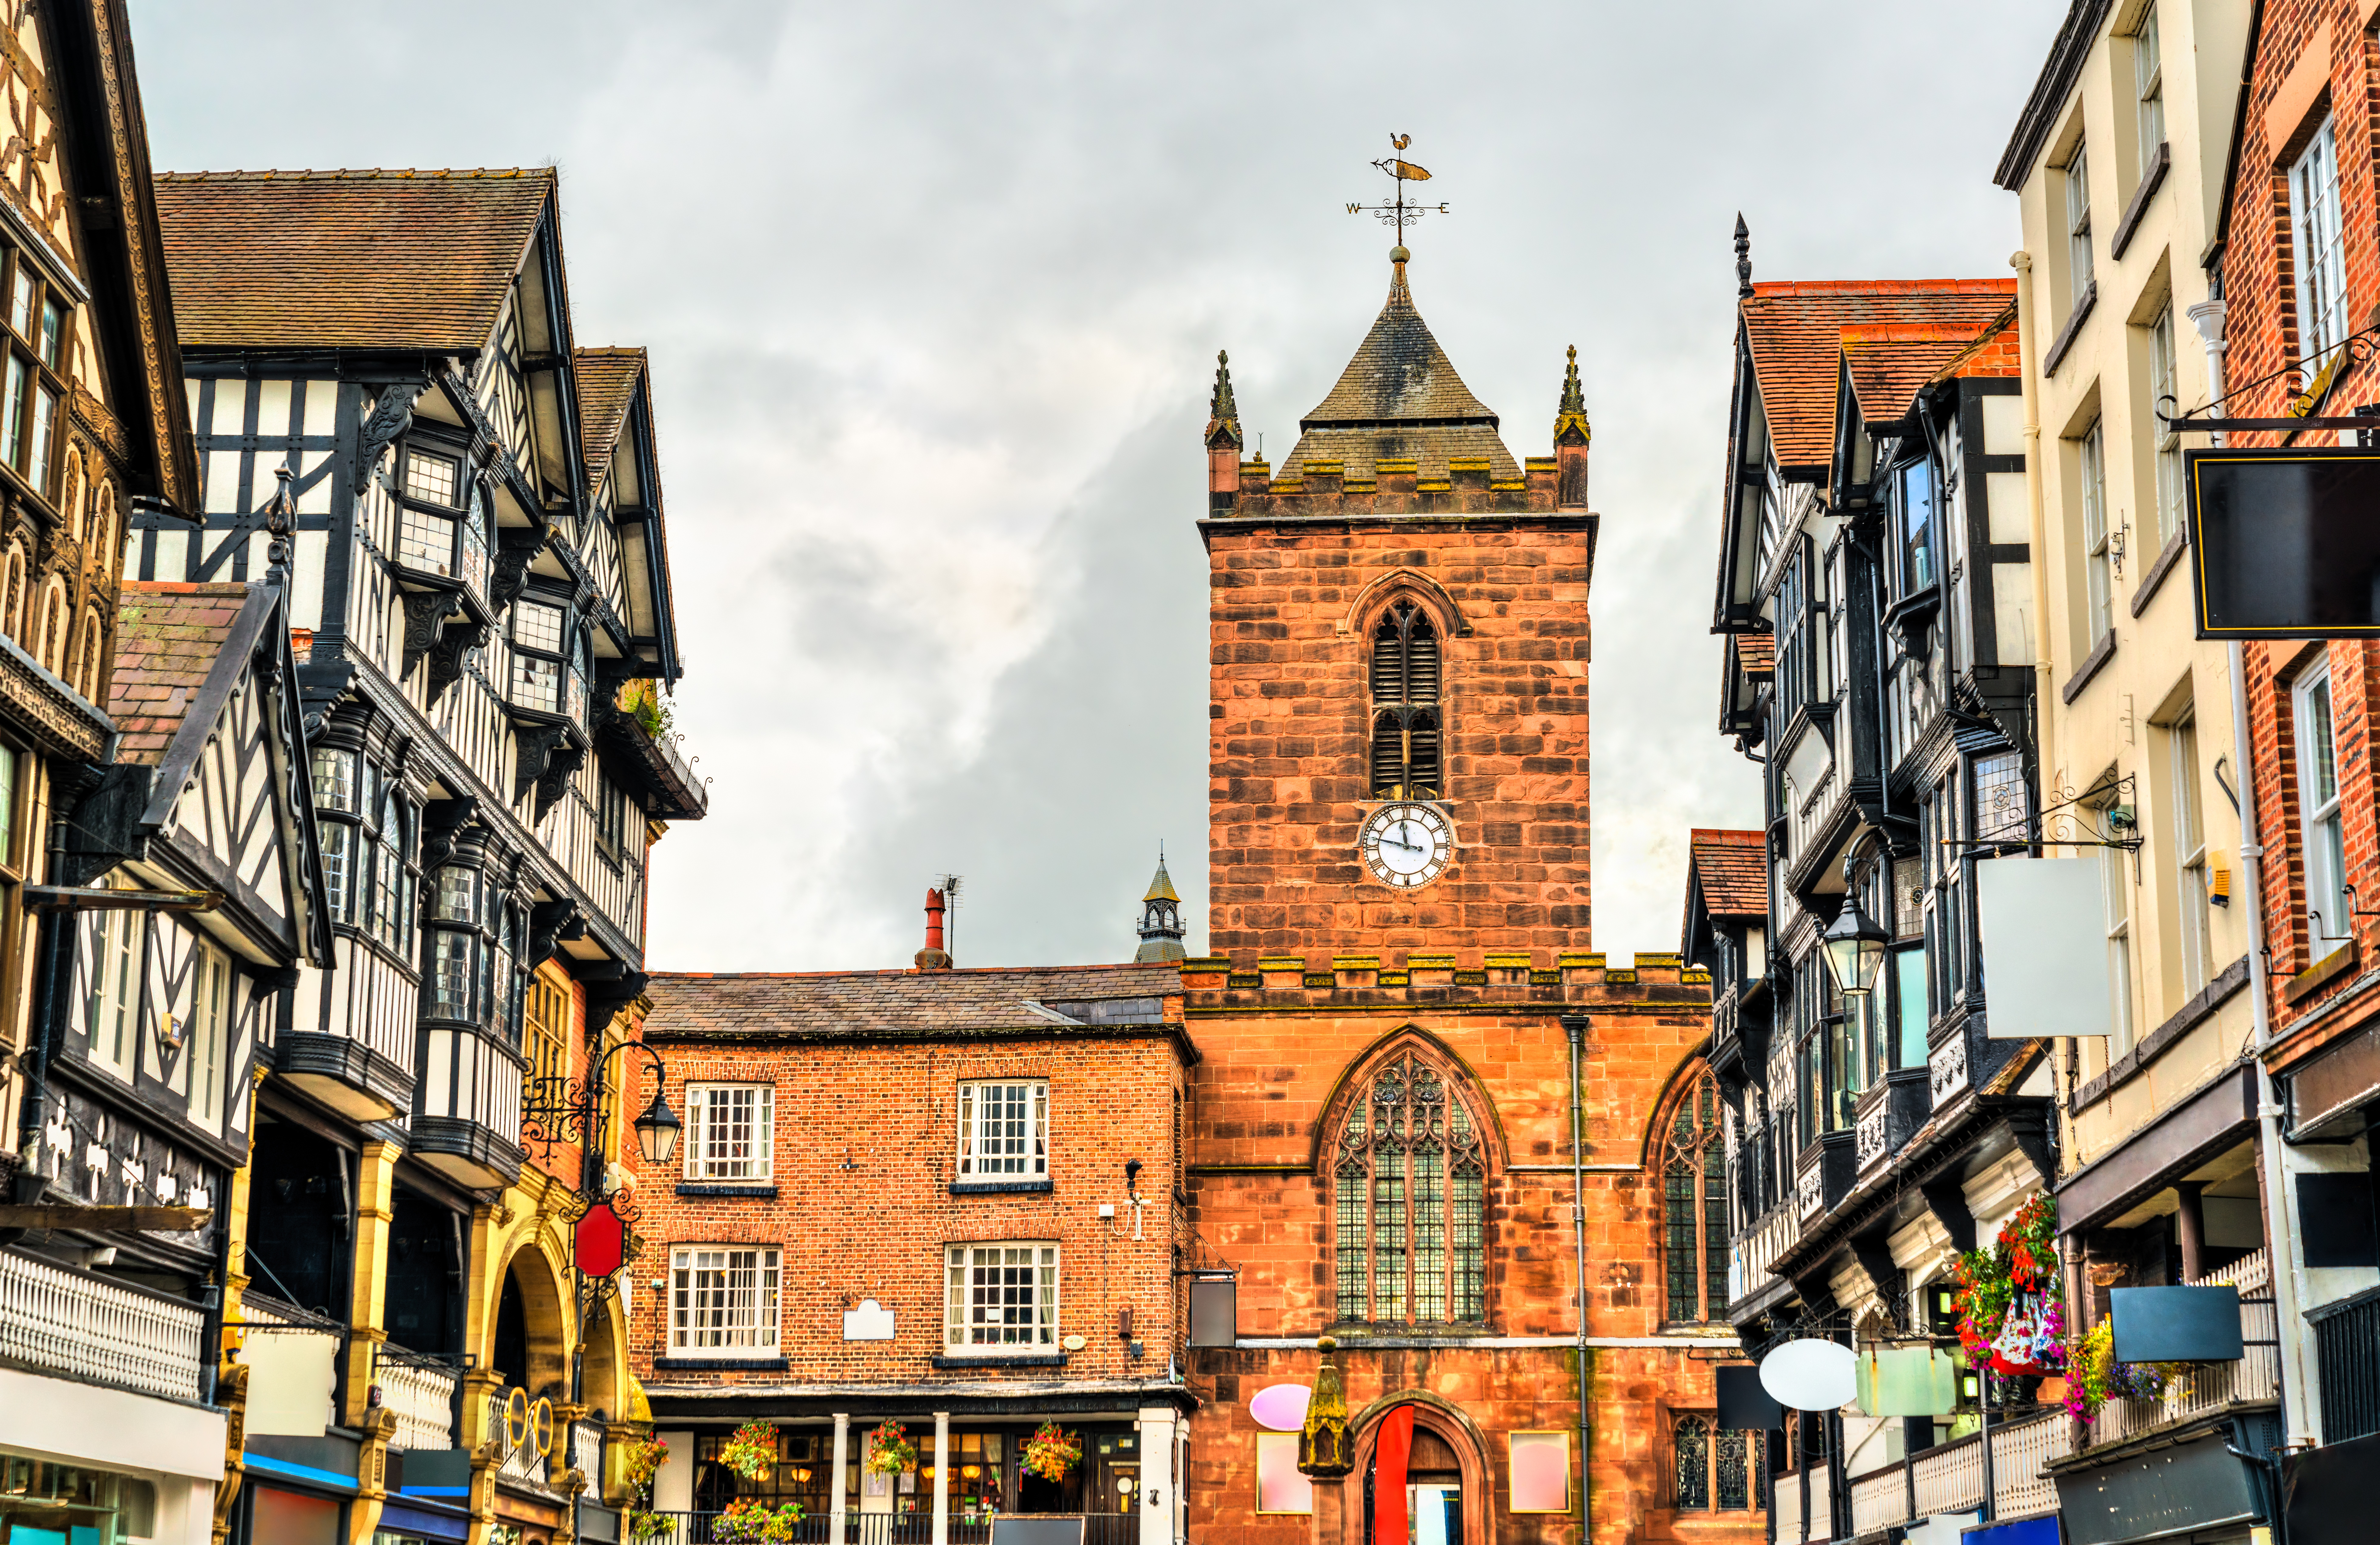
1333, 1049, 1486, 1325
1674, 1414, 1760, 1512
1663, 1067, 1730, 1323
1370, 600, 1442, 799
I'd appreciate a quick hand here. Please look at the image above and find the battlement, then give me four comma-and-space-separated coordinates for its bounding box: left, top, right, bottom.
1180, 949, 1702, 1005
1208, 452, 1580, 520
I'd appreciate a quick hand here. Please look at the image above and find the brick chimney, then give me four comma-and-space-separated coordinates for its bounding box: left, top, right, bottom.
915, 887, 953, 970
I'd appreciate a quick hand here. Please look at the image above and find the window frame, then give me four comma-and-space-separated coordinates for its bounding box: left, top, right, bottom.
2064, 142, 2095, 311
2290, 118, 2349, 365
0, 246, 73, 502
667, 1244, 783, 1358
81, 877, 143, 1083
2149, 304, 2184, 547
684, 1083, 776, 1184
189, 934, 231, 1134
2079, 420, 2113, 643
1330, 1047, 1490, 1326
1662, 1069, 1730, 1325
941, 1241, 1060, 1354
2134, 8, 2165, 171
956, 1078, 1049, 1181
2295, 660, 2350, 951
2169, 711, 2213, 996
2097, 798, 2137, 1056
1368, 599, 1444, 802
506, 585, 590, 726
1671, 1412, 1761, 1513
391, 432, 490, 600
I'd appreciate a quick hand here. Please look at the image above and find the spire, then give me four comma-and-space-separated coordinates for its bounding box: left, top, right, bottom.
1205, 349, 1243, 452
1553, 345, 1590, 446
1135, 846, 1186, 963
1735, 212, 1753, 298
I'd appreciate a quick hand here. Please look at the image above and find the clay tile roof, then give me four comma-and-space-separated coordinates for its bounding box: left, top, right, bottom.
643, 962, 1186, 1040
152, 169, 554, 351
1840, 308, 2023, 426
1739, 280, 2015, 472
575, 347, 644, 490
1734, 630, 1775, 681
1689, 828, 1768, 919
1280, 260, 1520, 482
108, 582, 252, 765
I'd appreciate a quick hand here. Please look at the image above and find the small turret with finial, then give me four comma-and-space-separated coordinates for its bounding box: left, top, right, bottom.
1735, 212, 1753, 299
1205, 350, 1243, 452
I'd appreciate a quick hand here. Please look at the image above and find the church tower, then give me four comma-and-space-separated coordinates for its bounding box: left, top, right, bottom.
1202, 245, 1595, 963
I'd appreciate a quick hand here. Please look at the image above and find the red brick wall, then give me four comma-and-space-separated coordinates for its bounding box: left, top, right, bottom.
2220, 0, 2380, 1069
1204, 514, 1594, 962
1179, 957, 1763, 1545
621, 1032, 1187, 1387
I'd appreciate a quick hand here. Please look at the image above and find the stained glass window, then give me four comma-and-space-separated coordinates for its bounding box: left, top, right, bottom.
1674, 1416, 1710, 1510
1331, 1050, 1487, 1324
1715, 1427, 1750, 1510
1664, 1067, 1731, 1323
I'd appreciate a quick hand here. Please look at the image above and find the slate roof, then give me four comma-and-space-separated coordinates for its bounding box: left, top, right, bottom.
576, 347, 643, 492
1840, 309, 2022, 426
643, 963, 1186, 1041
1142, 857, 1181, 904
1739, 280, 2015, 472
1279, 261, 1520, 482
109, 583, 250, 765
152, 169, 554, 351
1688, 828, 1768, 920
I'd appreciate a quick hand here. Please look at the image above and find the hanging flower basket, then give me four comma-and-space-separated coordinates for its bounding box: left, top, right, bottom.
865, 1419, 917, 1477
1023, 1421, 1081, 1483
720, 1420, 780, 1483
713, 1500, 806, 1543
1950, 1192, 2066, 1377
2061, 1321, 2169, 1423
623, 1434, 671, 1539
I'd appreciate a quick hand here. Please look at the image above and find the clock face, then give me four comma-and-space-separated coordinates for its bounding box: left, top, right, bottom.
1360, 803, 1453, 888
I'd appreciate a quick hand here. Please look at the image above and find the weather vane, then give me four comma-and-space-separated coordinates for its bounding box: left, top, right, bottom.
1347, 133, 1447, 248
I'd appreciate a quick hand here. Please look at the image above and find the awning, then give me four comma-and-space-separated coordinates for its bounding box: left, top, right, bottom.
2288, 1018, 2380, 1139
2052, 1429, 2263, 1545
1963, 1516, 2059, 1545
378, 1498, 471, 1543
2057, 1065, 2255, 1232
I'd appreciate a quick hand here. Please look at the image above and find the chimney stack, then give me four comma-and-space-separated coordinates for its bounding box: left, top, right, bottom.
915, 887, 953, 971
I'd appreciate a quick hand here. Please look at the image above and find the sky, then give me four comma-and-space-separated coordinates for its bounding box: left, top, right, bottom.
132, 0, 2070, 972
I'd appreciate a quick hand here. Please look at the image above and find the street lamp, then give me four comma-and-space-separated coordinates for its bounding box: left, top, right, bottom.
1820, 862, 1889, 999
632, 1087, 682, 1166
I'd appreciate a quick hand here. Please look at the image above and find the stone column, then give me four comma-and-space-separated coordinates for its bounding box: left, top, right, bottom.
1136, 1407, 1177, 1545
932, 1412, 951, 1545
1311, 1478, 1348, 1545
831, 1414, 850, 1545
344, 1138, 401, 1545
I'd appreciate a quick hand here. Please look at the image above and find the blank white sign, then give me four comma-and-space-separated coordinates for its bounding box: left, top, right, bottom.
1976, 856, 2111, 1038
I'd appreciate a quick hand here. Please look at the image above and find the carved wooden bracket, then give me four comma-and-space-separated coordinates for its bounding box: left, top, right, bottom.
533, 740, 586, 825
355, 381, 421, 489
398, 590, 451, 681
513, 723, 570, 805
425, 617, 488, 702
491, 528, 546, 613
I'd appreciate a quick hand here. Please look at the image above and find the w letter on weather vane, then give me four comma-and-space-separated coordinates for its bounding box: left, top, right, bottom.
1347, 132, 1450, 250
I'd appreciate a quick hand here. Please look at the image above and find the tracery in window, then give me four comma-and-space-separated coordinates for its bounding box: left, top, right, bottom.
1674, 1414, 1760, 1512
1333, 1048, 1486, 1325
1674, 1416, 1710, 1510
1663, 1066, 1729, 1323
1369, 600, 1442, 800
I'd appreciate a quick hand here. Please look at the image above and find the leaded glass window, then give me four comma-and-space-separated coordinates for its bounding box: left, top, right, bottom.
1675, 1416, 1711, 1510
1332, 1050, 1487, 1325
1664, 1068, 1729, 1323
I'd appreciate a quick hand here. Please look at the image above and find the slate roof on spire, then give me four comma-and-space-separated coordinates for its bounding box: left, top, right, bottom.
1143, 856, 1181, 905
1279, 259, 1520, 482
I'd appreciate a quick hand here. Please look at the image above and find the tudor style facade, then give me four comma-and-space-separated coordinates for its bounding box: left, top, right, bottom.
1706, 251, 2070, 1543
0, 4, 239, 1544
134, 169, 704, 1545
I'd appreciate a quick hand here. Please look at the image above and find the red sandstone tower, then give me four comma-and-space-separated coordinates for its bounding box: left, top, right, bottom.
1202, 247, 1595, 963
1181, 245, 1756, 1545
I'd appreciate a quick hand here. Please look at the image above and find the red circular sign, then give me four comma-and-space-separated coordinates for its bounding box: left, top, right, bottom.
574, 1200, 627, 1278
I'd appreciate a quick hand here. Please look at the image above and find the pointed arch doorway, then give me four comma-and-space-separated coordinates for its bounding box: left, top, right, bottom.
1355, 1403, 1486, 1545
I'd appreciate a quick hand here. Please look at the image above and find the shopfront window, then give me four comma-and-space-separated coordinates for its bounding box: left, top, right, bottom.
0, 1457, 156, 1543
695, 1428, 831, 1518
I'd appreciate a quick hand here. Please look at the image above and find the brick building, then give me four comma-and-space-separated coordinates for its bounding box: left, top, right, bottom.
2205, 0, 2380, 1491
625, 962, 1197, 1542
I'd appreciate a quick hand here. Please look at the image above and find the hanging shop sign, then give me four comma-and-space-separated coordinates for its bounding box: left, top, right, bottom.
2186, 448, 2380, 637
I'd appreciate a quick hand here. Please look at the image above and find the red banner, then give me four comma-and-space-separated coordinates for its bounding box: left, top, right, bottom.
1372, 1406, 1414, 1545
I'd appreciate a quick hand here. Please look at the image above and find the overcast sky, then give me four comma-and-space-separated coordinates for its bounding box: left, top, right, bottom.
134, 0, 2069, 972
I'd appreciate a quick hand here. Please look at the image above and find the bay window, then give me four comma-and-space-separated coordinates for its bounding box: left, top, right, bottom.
507, 592, 590, 725
0, 245, 68, 500
393, 439, 489, 601
424, 860, 526, 1044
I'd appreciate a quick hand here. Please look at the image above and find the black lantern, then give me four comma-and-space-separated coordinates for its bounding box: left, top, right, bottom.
1821, 863, 1889, 998
633, 1088, 682, 1166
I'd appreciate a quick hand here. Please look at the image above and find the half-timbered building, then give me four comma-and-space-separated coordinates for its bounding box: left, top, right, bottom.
139, 167, 704, 1545
0, 5, 244, 1545
1706, 244, 2067, 1543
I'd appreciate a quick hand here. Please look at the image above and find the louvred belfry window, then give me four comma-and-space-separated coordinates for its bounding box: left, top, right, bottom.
1333, 1050, 1487, 1325
1664, 1068, 1730, 1323
1370, 601, 1442, 799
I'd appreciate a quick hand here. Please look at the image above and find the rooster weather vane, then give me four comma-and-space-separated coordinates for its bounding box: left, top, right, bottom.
1348, 132, 1448, 248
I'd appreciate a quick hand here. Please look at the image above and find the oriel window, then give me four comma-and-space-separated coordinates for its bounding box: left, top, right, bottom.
507, 591, 589, 725
393, 438, 489, 600
1332, 1050, 1487, 1326
1369, 601, 1442, 800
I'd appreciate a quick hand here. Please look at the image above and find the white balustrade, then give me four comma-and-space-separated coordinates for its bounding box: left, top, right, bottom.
1770, 1471, 1801, 1543
0, 1246, 204, 1403
1988, 1409, 2072, 1519
570, 1416, 604, 1476
1909, 1433, 1983, 1517
2093, 1248, 2277, 1446
1806, 1462, 1832, 1542
487, 1388, 552, 1486
1849, 1463, 1911, 1534
377, 1354, 460, 1450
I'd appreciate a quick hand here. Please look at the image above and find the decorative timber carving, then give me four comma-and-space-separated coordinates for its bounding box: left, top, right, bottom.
528, 898, 584, 968
398, 590, 450, 681
425, 617, 488, 702
513, 723, 569, 804
355, 382, 420, 490
532, 739, 586, 825
490, 528, 545, 613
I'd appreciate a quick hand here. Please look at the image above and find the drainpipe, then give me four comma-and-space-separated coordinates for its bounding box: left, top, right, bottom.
2192, 296, 2317, 1447
1562, 1010, 1592, 1543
